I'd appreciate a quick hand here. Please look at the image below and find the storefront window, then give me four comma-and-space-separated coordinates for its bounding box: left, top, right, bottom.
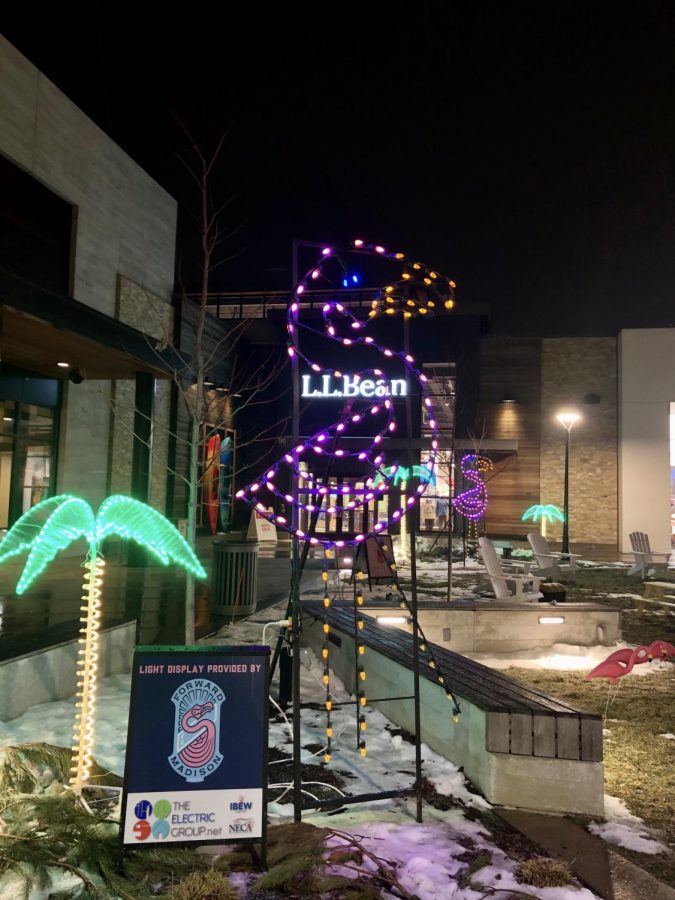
0, 401, 57, 528
418, 449, 453, 531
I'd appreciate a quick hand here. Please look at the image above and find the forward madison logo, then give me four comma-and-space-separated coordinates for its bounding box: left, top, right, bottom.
168, 679, 225, 782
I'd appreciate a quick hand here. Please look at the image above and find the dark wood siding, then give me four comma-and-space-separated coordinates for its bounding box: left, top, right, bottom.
477, 337, 541, 537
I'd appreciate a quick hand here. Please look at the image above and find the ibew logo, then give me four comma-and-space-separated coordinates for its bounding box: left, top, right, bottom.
230, 801, 253, 811
168, 679, 225, 783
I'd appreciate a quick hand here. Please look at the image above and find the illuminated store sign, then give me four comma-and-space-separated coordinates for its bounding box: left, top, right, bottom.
301, 374, 407, 399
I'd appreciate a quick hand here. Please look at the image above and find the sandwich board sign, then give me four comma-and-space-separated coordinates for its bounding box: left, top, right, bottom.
247, 507, 278, 542
120, 645, 269, 863
353, 535, 396, 590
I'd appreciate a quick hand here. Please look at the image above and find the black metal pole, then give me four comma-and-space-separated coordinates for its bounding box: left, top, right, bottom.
290, 242, 302, 822
403, 320, 423, 824
561, 427, 570, 555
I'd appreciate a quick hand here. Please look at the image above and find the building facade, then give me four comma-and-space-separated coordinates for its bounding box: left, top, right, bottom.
478, 330, 675, 556
0, 34, 177, 531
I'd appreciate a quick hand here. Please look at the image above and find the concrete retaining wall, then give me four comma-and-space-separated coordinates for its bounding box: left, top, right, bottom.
0, 621, 135, 721
361, 603, 620, 653
303, 617, 604, 816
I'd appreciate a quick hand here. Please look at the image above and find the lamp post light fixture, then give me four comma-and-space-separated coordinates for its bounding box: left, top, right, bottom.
555, 410, 581, 554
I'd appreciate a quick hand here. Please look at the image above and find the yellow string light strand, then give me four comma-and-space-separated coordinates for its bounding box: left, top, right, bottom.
322, 549, 332, 762
70, 552, 104, 791
355, 568, 367, 755
380, 542, 461, 722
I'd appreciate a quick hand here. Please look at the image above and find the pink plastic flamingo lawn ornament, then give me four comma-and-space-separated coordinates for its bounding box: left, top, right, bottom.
586, 640, 675, 683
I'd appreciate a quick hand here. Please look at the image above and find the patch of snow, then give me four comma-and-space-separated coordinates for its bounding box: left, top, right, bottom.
467, 642, 625, 672
323, 820, 597, 900
466, 641, 674, 676
658, 733, 675, 740
0, 673, 130, 775
589, 821, 668, 855
591, 794, 670, 856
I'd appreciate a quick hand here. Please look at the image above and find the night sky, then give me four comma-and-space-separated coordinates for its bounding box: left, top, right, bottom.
3, 4, 675, 336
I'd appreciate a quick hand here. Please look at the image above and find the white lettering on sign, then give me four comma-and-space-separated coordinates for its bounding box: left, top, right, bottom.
301, 374, 407, 399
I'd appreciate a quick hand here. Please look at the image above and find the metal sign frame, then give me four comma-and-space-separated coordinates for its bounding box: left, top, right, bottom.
119, 644, 269, 866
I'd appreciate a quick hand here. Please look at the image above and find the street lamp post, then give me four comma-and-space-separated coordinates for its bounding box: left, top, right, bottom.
555, 411, 581, 555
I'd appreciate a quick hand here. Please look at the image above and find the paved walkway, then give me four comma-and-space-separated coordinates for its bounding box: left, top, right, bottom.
500, 809, 675, 900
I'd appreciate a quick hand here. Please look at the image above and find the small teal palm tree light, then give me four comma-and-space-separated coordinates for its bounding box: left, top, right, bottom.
522, 503, 565, 538
0, 494, 206, 791
381, 465, 436, 487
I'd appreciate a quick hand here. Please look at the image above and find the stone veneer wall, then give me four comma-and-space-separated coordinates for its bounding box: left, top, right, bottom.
539, 338, 617, 550
0, 35, 177, 511
109, 277, 174, 513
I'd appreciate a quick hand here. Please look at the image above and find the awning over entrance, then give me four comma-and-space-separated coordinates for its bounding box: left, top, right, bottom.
0, 269, 183, 379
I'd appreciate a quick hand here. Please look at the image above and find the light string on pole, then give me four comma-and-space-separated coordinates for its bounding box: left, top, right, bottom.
451, 454, 492, 556
321, 547, 333, 763
354, 567, 368, 756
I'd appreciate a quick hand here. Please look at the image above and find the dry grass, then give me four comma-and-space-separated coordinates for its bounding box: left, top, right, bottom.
167, 870, 239, 899
516, 856, 574, 888
508, 665, 675, 885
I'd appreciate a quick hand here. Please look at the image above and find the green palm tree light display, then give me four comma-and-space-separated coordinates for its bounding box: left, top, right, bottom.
0, 494, 207, 792
381, 464, 436, 487
522, 503, 565, 538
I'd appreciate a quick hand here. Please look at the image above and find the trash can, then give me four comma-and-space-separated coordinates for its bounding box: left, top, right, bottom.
540, 582, 567, 603
211, 541, 259, 619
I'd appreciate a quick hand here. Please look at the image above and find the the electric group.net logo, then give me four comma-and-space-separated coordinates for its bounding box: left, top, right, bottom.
132, 798, 171, 841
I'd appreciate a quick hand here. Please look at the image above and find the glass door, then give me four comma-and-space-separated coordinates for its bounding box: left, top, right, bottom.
0, 402, 57, 528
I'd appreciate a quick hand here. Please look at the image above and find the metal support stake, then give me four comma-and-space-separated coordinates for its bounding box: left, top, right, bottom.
403, 320, 423, 823
290, 246, 302, 823
561, 427, 571, 555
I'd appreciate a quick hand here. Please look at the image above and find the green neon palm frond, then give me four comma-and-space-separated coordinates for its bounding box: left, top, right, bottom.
412, 465, 436, 486
0, 495, 87, 567
522, 503, 565, 524
544, 504, 565, 523
95, 496, 206, 579
16, 497, 96, 594
383, 465, 437, 487
522, 504, 543, 522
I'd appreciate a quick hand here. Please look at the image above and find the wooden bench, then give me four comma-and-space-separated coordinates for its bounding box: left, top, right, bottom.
636, 581, 675, 615
302, 601, 604, 815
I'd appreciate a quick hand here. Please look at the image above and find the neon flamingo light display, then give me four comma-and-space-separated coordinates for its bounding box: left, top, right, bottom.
235, 240, 455, 547
235, 241, 462, 759
452, 453, 492, 553
452, 454, 492, 520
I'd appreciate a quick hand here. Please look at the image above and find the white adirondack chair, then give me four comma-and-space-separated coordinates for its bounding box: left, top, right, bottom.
527, 532, 580, 580
628, 531, 671, 578
479, 537, 543, 602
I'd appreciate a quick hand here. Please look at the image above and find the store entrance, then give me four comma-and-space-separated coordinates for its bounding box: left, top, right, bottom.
297, 468, 389, 542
